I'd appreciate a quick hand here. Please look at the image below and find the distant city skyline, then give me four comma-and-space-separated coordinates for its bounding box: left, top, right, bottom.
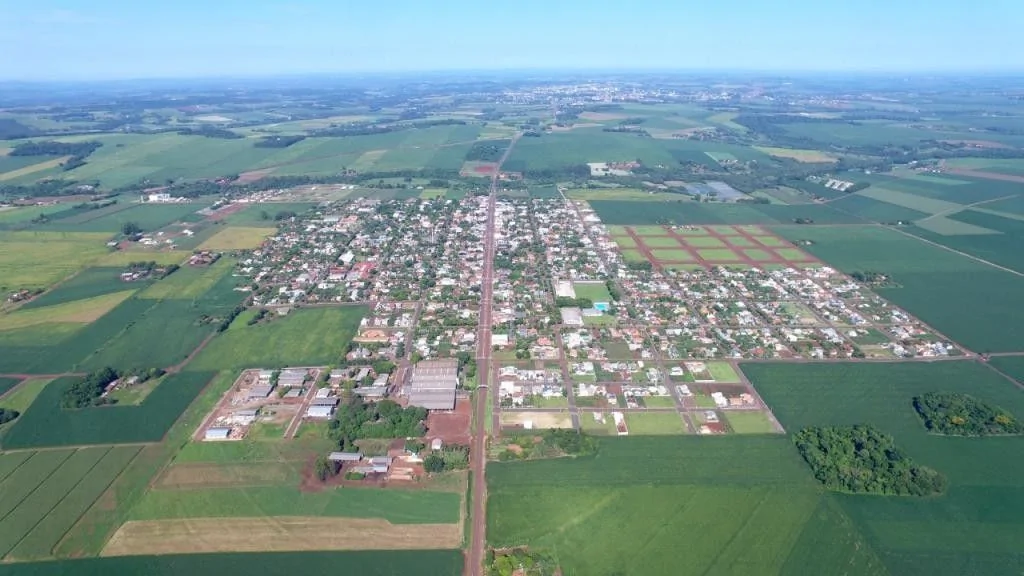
1, 0, 1021, 80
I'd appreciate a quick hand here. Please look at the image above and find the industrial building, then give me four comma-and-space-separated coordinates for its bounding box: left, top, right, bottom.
408, 358, 459, 410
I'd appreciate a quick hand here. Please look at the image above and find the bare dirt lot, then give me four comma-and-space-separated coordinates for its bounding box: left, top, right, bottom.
101, 517, 461, 556
426, 397, 472, 446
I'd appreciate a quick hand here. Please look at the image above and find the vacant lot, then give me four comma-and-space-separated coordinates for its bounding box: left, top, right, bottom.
623, 412, 686, 435
197, 227, 273, 251
188, 306, 366, 371
744, 361, 1024, 575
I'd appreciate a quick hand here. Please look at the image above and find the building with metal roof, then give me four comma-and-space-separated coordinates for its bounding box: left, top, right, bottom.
408, 358, 458, 410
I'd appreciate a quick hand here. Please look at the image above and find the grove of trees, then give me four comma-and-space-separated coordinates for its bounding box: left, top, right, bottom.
794, 425, 946, 496
913, 392, 1022, 436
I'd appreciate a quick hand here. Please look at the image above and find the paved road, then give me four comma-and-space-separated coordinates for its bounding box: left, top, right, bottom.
467, 136, 517, 576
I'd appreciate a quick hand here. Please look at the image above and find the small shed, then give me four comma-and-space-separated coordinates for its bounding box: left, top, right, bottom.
306, 405, 334, 419
431, 438, 443, 451
204, 427, 231, 441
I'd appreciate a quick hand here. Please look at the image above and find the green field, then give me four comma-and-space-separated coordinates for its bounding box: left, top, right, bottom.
571, 282, 613, 303
706, 362, 741, 382
188, 306, 367, 370
40, 203, 210, 234
0, 231, 112, 292
0, 551, 463, 576
1, 446, 141, 561
222, 203, 318, 226
744, 361, 1024, 575
49, 371, 236, 558
0, 377, 19, 398
0, 378, 49, 413
990, 356, 1024, 385
683, 236, 727, 248
488, 436, 884, 576
743, 249, 776, 261
590, 200, 861, 226
651, 248, 696, 261
138, 258, 233, 299
130, 486, 460, 524
1, 372, 214, 449
725, 411, 777, 434
19, 268, 146, 309
639, 235, 681, 248
697, 248, 742, 261
773, 225, 1024, 353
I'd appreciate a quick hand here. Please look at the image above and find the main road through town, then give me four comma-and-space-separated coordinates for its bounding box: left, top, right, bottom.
467, 135, 517, 575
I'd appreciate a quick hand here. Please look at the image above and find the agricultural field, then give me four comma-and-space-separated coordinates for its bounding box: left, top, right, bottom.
0, 551, 464, 575
589, 200, 860, 226
1, 371, 215, 449
773, 225, 1024, 353
754, 146, 837, 163
128, 486, 459, 524
196, 227, 273, 251
0, 290, 135, 330
138, 258, 234, 299
19, 267, 151, 309
488, 436, 884, 576
0, 446, 141, 562
0, 231, 112, 292
187, 306, 367, 371
220, 203, 318, 226
744, 361, 1024, 575
39, 202, 211, 234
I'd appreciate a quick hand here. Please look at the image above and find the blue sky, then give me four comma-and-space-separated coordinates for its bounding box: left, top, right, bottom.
1, 0, 1021, 80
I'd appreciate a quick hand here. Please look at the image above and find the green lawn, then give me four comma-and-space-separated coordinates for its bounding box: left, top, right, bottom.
571, 281, 613, 303
188, 306, 367, 370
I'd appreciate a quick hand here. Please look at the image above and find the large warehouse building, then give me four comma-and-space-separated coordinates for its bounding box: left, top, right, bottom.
408, 358, 459, 410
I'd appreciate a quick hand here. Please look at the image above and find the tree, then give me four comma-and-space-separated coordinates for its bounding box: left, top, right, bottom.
0, 408, 19, 425
121, 221, 142, 236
